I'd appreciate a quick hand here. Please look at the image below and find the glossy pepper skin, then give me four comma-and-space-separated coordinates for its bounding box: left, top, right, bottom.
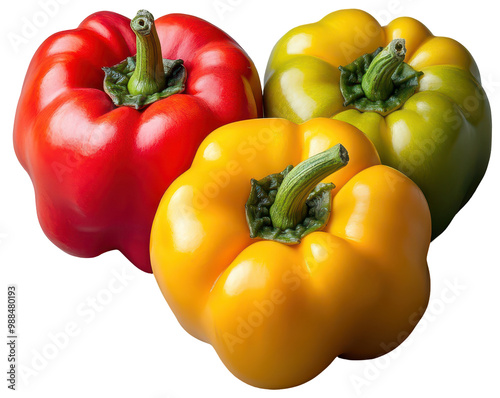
151, 118, 431, 389
14, 11, 262, 273
264, 9, 491, 239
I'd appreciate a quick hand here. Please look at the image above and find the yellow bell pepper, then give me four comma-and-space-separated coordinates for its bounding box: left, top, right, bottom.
150, 118, 431, 389
264, 9, 491, 239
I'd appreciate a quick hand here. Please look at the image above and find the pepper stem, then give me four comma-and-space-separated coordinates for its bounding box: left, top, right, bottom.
127, 10, 166, 96
269, 144, 349, 230
361, 39, 406, 102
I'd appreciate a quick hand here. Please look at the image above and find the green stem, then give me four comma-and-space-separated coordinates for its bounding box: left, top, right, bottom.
361, 39, 406, 102
269, 144, 349, 230
127, 10, 166, 96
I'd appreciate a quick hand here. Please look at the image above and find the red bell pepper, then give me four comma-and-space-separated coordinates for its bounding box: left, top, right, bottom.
14, 10, 262, 273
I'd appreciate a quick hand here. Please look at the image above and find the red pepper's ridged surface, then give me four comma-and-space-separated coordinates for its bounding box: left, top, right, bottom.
14, 12, 263, 272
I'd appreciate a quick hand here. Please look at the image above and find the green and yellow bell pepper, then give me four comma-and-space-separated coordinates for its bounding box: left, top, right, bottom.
264, 9, 491, 238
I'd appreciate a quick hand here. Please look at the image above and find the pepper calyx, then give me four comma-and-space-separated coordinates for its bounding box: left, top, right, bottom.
339, 39, 423, 115
103, 57, 186, 110
245, 144, 349, 244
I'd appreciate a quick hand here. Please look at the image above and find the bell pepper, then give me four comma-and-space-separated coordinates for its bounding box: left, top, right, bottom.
264, 9, 491, 239
150, 118, 431, 389
13, 10, 262, 272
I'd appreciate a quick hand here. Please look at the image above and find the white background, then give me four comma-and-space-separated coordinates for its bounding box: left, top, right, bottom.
1, 0, 498, 396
